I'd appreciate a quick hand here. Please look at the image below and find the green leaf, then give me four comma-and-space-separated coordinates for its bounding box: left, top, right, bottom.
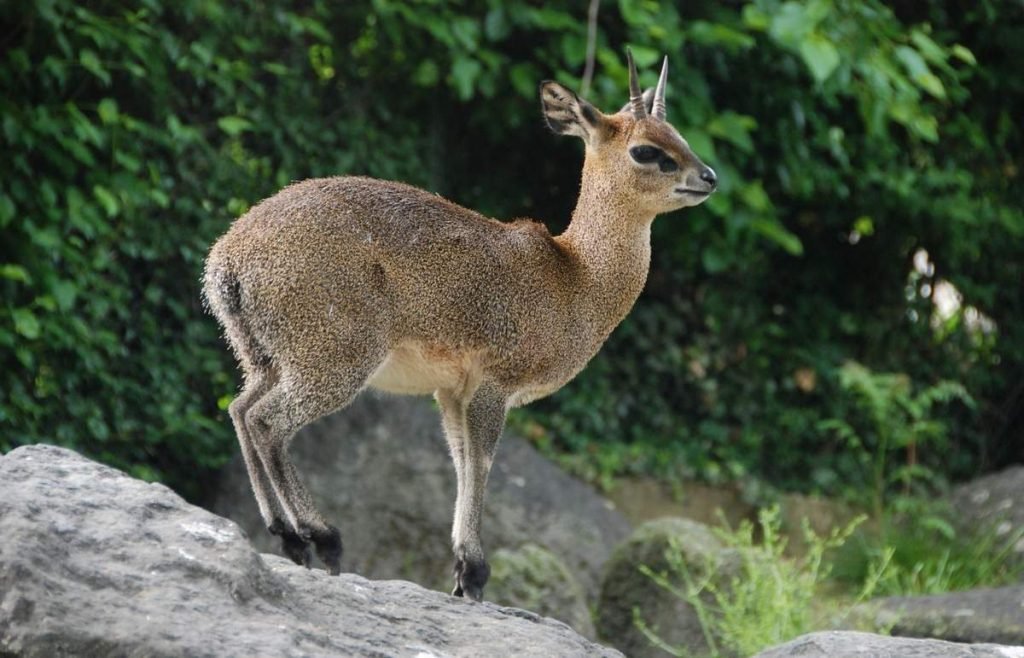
910, 30, 947, 66
951, 44, 976, 66
894, 45, 945, 98
910, 114, 939, 142
0, 194, 14, 227
770, 1, 828, 46
707, 112, 758, 153
450, 17, 480, 50
93, 185, 120, 217
217, 116, 253, 137
509, 63, 536, 98
484, 8, 510, 41
688, 21, 755, 51
750, 218, 804, 255
51, 280, 78, 311
741, 5, 770, 31
1, 264, 31, 283
451, 57, 482, 101
412, 59, 439, 87
12, 308, 41, 340
739, 181, 772, 213
560, 32, 588, 67
799, 33, 840, 83
87, 415, 110, 442
79, 49, 111, 85
682, 128, 716, 164
262, 62, 289, 76
97, 98, 118, 124
853, 215, 875, 236
626, 45, 659, 68
916, 72, 946, 99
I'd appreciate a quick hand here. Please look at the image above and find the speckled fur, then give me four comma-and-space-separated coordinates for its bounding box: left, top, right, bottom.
202, 66, 714, 601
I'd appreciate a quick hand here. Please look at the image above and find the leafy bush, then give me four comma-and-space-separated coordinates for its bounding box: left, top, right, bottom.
818, 360, 974, 515
0, 1, 439, 497
833, 502, 1024, 598
524, 0, 1023, 493
635, 507, 871, 657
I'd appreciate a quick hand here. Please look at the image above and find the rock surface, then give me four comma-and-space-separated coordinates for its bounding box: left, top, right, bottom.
487, 543, 595, 639
951, 466, 1024, 572
596, 517, 734, 658
752, 631, 1024, 657
860, 585, 1024, 645
0, 444, 622, 658
605, 477, 754, 528
210, 393, 630, 600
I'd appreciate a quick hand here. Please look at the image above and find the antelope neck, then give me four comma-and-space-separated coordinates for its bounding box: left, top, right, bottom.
555, 171, 654, 326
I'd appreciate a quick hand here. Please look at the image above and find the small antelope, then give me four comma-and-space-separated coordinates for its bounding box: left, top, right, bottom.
203, 51, 715, 601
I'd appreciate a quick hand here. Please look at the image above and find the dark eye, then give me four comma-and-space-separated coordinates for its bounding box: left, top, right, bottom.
659, 158, 678, 173
629, 145, 662, 164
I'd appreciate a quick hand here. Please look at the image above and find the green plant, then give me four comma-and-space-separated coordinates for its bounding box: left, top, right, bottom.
818, 361, 975, 517
635, 507, 871, 657
833, 502, 1024, 598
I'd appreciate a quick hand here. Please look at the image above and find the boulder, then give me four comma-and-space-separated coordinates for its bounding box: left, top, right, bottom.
752, 630, 1024, 658
596, 517, 734, 658
487, 543, 595, 639
0, 444, 622, 658
857, 585, 1024, 645
605, 477, 754, 528
209, 392, 631, 600
778, 492, 858, 556
951, 466, 1024, 572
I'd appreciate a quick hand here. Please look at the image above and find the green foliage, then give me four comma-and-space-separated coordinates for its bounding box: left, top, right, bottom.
638, 503, 1021, 656
3, 0, 1022, 500
0, 0, 438, 497
526, 0, 1023, 493
818, 361, 974, 515
833, 502, 1024, 598
635, 507, 870, 657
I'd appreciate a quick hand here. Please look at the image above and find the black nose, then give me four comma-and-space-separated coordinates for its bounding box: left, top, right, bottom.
700, 167, 717, 188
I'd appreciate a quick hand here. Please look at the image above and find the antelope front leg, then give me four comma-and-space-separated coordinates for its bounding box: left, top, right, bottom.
449, 384, 507, 602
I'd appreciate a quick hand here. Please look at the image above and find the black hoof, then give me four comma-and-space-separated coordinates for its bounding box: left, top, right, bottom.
268, 519, 312, 568
452, 556, 490, 602
310, 525, 343, 575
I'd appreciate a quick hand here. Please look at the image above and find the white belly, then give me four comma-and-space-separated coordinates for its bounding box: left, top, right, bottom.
367, 342, 476, 396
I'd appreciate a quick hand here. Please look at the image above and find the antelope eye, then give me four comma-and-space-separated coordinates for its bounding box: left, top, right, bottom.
659, 158, 679, 173
629, 145, 662, 164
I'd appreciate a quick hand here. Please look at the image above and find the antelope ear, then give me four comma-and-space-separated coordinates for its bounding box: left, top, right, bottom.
617, 88, 655, 116
539, 81, 609, 145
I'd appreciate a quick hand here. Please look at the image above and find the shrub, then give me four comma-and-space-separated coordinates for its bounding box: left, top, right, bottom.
636, 507, 871, 657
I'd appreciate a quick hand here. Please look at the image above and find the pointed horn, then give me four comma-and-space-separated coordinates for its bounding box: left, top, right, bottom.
626, 48, 647, 119
652, 56, 668, 120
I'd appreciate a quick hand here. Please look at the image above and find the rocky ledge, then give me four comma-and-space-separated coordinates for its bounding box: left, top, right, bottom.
0, 444, 620, 658
753, 631, 1024, 658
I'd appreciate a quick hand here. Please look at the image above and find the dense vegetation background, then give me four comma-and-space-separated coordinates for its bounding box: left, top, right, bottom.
2, 0, 1021, 504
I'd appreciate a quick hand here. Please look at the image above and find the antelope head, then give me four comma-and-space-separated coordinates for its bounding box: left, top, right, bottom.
540, 50, 717, 216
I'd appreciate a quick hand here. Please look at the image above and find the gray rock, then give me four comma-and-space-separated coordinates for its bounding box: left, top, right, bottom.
487, 543, 596, 639
858, 585, 1024, 645
596, 517, 732, 658
210, 392, 631, 600
0, 444, 623, 658
951, 466, 1024, 572
752, 630, 1024, 657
